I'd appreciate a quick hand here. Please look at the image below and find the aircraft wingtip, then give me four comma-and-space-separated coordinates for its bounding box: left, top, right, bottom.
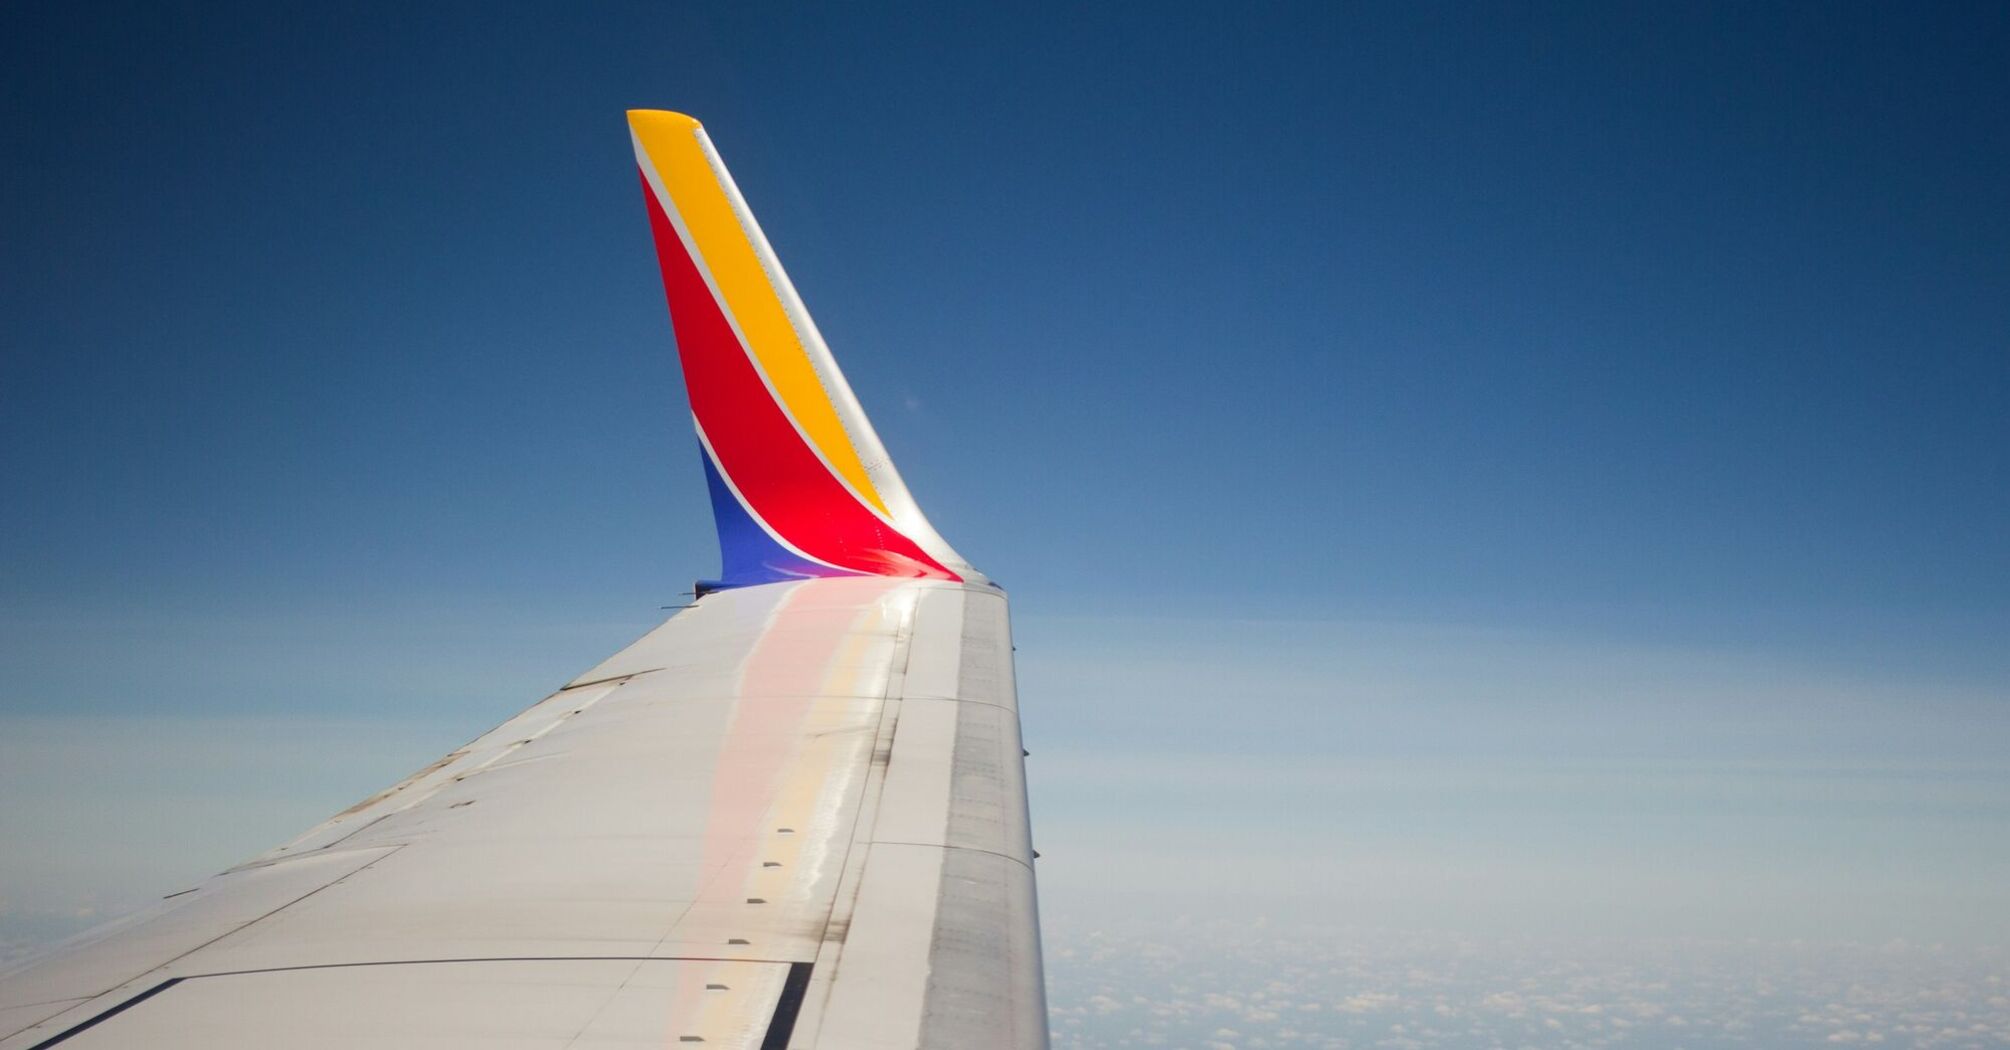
627, 109, 702, 132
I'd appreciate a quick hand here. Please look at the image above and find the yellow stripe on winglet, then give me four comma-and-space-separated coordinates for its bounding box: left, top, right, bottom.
628, 110, 888, 516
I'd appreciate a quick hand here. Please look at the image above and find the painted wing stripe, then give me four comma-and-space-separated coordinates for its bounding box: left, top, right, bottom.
697, 422, 859, 582
640, 175, 959, 581
629, 112, 892, 517
632, 133, 903, 534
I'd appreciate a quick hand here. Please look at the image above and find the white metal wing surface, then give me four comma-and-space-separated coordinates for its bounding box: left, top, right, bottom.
0, 113, 1047, 1050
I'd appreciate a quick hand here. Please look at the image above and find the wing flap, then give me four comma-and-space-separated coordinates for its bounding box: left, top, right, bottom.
30, 960, 798, 1050
0, 847, 396, 1038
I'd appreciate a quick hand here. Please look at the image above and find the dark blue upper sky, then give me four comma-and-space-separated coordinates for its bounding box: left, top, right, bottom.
4, 1, 2007, 685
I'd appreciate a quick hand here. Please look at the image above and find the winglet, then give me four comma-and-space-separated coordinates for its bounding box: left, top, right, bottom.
628, 111, 980, 590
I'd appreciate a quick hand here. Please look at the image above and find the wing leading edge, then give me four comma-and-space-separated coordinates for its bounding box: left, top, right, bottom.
0, 114, 1045, 1050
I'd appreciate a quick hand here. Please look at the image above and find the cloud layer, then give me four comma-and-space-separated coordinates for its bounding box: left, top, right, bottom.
1046, 919, 2010, 1049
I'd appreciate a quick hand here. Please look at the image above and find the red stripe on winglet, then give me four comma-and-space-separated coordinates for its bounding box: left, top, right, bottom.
640, 174, 958, 581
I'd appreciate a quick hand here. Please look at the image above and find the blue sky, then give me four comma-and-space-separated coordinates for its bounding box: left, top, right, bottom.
3, 1, 2008, 1038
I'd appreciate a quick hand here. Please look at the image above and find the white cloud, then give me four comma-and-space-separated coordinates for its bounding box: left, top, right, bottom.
1041, 920, 2010, 1050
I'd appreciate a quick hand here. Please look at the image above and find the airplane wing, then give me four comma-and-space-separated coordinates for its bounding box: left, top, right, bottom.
0, 111, 1047, 1050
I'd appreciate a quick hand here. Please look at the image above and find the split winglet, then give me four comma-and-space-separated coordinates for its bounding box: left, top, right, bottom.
628, 110, 980, 591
